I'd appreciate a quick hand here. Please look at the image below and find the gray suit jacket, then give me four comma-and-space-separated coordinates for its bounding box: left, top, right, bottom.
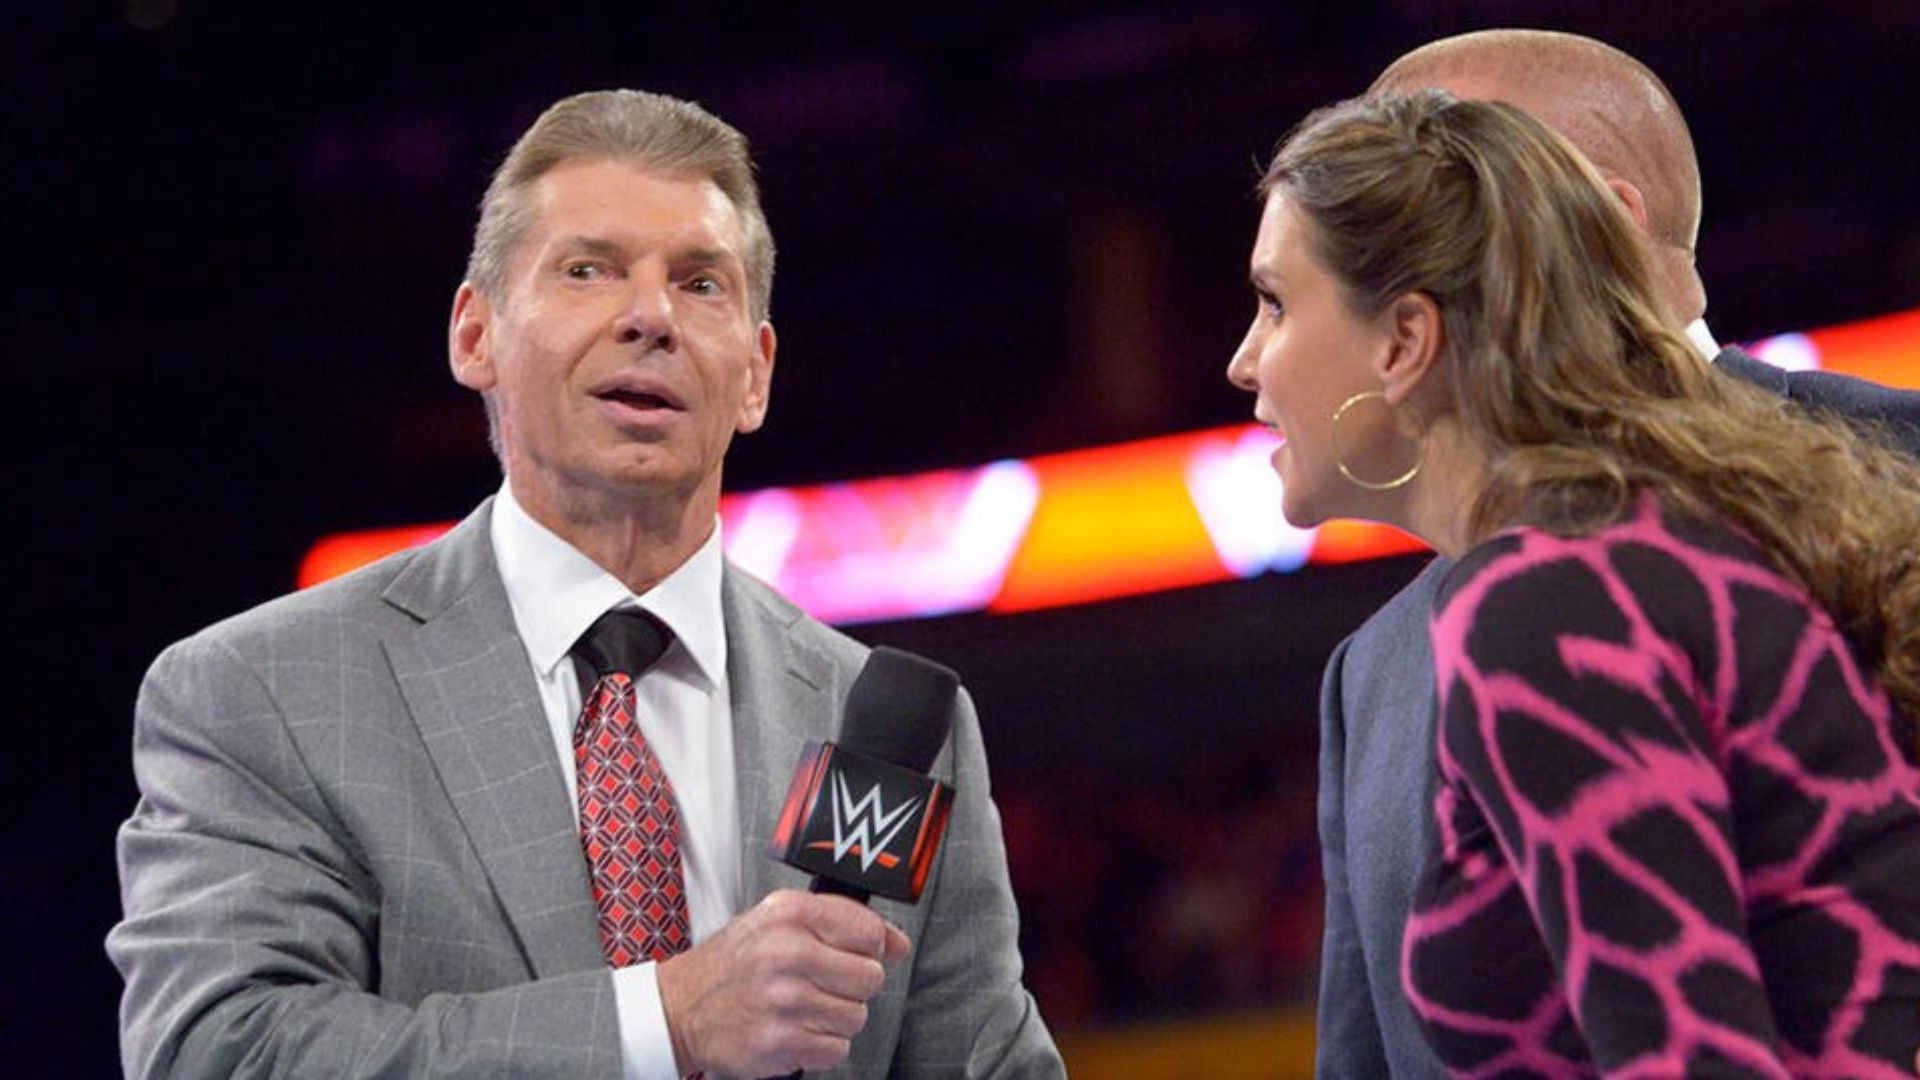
110, 500, 1061, 1079
1311, 351, 1920, 1078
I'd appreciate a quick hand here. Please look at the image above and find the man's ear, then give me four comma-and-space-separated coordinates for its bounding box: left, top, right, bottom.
1605, 176, 1651, 235
1376, 291, 1444, 408
449, 282, 496, 392
735, 320, 778, 433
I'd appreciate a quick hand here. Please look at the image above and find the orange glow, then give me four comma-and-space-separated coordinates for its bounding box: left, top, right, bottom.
1310, 520, 1428, 564
296, 523, 453, 589
991, 431, 1231, 613
1808, 308, 1920, 389
293, 306, 1920, 617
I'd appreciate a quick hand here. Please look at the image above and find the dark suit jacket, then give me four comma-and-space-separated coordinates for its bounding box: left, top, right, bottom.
1312, 349, 1920, 1077
109, 500, 1062, 1079
1715, 344, 1920, 447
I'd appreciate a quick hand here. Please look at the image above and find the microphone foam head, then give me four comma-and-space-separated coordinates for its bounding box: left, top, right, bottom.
839, 646, 959, 773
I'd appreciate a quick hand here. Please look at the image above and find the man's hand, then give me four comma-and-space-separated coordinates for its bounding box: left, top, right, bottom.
657, 890, 911, 1077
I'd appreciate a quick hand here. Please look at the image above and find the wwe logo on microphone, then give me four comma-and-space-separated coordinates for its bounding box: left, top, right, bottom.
824, 773, 920, 872
770, 741, 955, 902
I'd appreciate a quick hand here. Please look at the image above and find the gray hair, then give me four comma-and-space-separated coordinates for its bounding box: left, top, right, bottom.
465, 89, 776, 322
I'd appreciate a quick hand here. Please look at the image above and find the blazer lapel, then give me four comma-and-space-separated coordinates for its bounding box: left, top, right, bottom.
381, 502, 606, 979
722, 567, 842, 905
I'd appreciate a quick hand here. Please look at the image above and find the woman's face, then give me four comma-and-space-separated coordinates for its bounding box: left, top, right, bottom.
1226, 194, 1400, 528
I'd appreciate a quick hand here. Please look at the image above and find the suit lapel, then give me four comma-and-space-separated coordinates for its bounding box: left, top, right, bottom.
380, 502, 606, 979
722, 567, 841, 904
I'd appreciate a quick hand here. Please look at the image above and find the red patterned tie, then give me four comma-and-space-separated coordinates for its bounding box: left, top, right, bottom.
571, 610, 692, 967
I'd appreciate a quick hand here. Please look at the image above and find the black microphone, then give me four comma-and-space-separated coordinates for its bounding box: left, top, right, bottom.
764, 647, 960, 1079
768, 646, 959, 903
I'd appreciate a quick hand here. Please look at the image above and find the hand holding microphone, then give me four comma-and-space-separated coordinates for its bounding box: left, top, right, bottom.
656, 648, 959, 1079
656, 890, 909, 1076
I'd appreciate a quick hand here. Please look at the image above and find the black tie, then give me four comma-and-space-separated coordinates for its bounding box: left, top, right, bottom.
570, 609, 673, 696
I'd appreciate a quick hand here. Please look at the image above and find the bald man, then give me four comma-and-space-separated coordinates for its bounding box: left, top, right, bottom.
1313, 30, 1920, 1078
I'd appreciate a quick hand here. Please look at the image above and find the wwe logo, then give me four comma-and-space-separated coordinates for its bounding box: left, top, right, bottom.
825, 771, 921, 873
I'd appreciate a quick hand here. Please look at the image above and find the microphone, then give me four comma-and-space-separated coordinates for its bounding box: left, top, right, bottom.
768, 645, 959, 904
763, 648, 960, 1079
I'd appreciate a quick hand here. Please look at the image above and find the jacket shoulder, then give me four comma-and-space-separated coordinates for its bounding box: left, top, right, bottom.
722, 562, 871, 672
1344, 556, 1449, 659
167, 540, 435, 669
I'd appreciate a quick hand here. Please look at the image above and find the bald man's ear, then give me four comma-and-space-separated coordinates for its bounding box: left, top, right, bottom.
1376, 291, 1444, 409
1606, 177, 1651, 235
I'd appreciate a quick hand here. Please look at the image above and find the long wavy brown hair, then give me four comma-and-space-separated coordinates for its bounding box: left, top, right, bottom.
1263, 90, 1920, 731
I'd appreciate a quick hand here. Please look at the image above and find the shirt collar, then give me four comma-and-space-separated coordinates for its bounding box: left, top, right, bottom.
1685, 318, 1722, 363
490, 482, 728, 689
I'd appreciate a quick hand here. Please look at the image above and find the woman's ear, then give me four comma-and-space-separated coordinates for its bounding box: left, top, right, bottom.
1376, 291, 1444, 407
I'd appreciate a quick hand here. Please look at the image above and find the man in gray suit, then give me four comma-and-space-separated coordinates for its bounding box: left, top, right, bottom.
1312, 31, 1920, 1078
110, 89, 1061, 1080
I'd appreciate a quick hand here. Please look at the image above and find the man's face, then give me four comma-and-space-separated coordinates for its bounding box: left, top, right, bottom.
450, 159, 775, 519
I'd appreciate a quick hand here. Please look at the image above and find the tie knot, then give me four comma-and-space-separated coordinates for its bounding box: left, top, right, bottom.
571, 609, 673, 690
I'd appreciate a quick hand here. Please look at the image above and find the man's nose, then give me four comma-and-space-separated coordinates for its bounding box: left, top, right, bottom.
613, 269, 677, 350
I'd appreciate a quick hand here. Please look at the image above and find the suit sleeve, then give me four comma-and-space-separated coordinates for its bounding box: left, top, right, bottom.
109, 633, 627, 1080
1312, 635, 1392, 1079
887, 686, 1065, 1079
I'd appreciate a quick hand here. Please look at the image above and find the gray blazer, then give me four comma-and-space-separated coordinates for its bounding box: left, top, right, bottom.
109, 500, 1060, 1079
1311, 352, 1920, 1077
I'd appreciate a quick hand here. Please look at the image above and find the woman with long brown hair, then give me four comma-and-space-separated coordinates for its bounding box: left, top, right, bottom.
1228, 89, 1920, 1077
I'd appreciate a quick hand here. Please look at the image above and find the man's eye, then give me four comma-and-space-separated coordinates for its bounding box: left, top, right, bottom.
564, 263, 604, 280
685, 274, 722, 295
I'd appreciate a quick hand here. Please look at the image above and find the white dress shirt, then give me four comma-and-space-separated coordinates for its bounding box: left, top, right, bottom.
491, 483, 741, 1080
1686, 317, 1722, 363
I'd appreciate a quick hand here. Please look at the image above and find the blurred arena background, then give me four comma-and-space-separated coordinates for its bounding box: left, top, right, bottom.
13, 3, 1920, 1074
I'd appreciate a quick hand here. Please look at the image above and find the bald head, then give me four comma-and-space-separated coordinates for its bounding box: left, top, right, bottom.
1374, 30, 1705, 323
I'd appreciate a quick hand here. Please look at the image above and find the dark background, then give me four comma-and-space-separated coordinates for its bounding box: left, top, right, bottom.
13, 1, 1920, 1071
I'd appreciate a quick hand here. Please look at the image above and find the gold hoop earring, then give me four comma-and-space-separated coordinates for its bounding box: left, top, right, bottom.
1330, 390, 1422, 491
